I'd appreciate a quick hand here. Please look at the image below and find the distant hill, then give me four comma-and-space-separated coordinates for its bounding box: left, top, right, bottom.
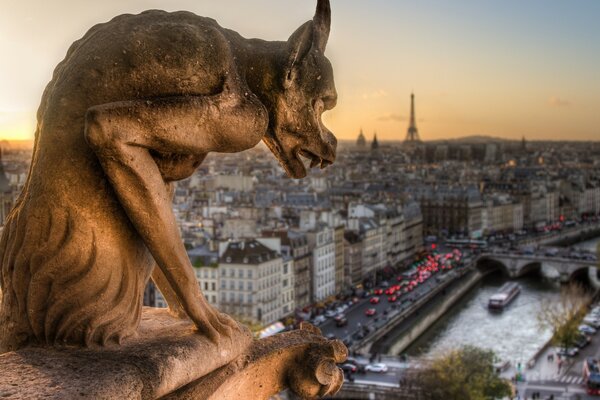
339, 135, 516, 145
428, 135, 516, 144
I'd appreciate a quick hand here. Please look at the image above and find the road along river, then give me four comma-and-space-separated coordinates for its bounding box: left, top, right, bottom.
402, 236, 600, 365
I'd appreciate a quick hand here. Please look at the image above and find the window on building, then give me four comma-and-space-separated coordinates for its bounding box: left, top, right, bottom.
211, 282, 216, 291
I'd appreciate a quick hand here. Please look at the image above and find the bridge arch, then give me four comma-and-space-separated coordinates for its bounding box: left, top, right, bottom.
476, 257, 510, 277
568, 265, 600, 289
515, 262, 543, 278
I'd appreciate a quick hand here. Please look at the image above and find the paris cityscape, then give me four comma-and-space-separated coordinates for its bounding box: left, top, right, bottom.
1, 1, 600, 399
0, 91, 599, 398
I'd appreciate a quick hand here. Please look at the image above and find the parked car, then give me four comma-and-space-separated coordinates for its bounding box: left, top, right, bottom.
365, 308, 377, 317
335, 316, 348, 327
579, 324, 597, 335
374, 289, 384, 295
324, 310, 338, 318
312, 315, 326, 325
365, 363, 388, 373
370, 297, 380, 304
574, 334, 591, 349
387, 295, 398, 303
583, 317, 600, 328
555, 347, 579, 358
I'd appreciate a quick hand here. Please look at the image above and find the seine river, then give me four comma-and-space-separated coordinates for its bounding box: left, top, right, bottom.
404, 237, 600, 365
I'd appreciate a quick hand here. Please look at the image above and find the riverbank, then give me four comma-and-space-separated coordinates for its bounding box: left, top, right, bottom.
517, 223, 600, 248
371, 269, 483, 355
355, 265, 472, 354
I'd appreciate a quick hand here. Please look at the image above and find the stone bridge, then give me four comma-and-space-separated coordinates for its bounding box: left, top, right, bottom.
476, 251, 598, 284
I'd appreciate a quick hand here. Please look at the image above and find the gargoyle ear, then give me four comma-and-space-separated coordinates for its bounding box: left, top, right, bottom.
313, 0, 331, 53
284, 21, 313, 89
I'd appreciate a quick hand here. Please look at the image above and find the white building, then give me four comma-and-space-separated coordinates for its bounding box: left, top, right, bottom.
306, 225, 336, 302
218, 240, 284, 325
257, 237, 295, 317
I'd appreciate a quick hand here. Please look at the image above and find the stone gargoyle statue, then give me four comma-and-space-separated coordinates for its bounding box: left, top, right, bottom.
0, 1, 346, 399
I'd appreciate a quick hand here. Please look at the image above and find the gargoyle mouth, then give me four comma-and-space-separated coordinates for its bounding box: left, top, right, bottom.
298, 149, 334, 169
262, 130, 335, 179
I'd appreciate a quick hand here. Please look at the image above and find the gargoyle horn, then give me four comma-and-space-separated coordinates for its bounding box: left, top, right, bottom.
313, 0, 331, 53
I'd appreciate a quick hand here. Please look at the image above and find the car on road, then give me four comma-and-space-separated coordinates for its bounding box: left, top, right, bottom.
370, 296, 380, 304
352, 331, 366, 340
324, 310, 338, 318
312, 315, 326, 325
365, 308, 377, 317
336, 304, 348, 314
387, 295, 397, 303
339, 363, 357, 373
374, 289, 383, 295
335, 316, 348, 327
365, 363, 388, 373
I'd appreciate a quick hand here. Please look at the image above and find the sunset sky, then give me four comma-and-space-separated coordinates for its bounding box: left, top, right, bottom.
1, 0, 599, 142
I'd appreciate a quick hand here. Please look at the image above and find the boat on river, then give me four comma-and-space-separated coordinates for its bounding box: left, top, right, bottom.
488, 282, 520, 311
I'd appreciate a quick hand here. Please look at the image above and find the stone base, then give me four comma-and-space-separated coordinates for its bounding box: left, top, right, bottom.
0, 308, 346, 399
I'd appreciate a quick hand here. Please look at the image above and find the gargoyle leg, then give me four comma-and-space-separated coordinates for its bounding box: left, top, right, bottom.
84, 92, 267, 342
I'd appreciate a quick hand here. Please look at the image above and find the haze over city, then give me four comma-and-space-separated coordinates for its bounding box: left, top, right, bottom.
1, 0, 599, 143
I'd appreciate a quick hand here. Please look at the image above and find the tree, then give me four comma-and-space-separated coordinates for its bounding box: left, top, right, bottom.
407, 346, 512, 400
537, 283, 592, 350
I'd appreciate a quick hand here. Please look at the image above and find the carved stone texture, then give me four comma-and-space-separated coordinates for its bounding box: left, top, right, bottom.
0, 308, 253, 399
0, 0, 337, 354
0, 311, 346, 399
165, 322, 347, 400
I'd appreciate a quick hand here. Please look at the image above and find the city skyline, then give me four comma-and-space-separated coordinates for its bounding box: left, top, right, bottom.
1, 0, 599, 142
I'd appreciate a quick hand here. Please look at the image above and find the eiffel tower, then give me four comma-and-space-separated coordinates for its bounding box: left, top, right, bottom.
404, 93, 421, 144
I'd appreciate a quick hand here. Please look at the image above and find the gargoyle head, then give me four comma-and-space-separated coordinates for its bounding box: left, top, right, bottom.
262, 0, 338, 179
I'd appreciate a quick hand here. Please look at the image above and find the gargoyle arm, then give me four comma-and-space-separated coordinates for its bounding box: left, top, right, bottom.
84, 90, 267, 342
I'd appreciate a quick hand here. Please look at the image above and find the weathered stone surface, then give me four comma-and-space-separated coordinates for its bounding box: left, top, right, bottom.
0, 314, 345, 399
0, 0, 336, 353
0, 308, 253, 399
166, 323, 347, 400
0, 0, 343, 398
